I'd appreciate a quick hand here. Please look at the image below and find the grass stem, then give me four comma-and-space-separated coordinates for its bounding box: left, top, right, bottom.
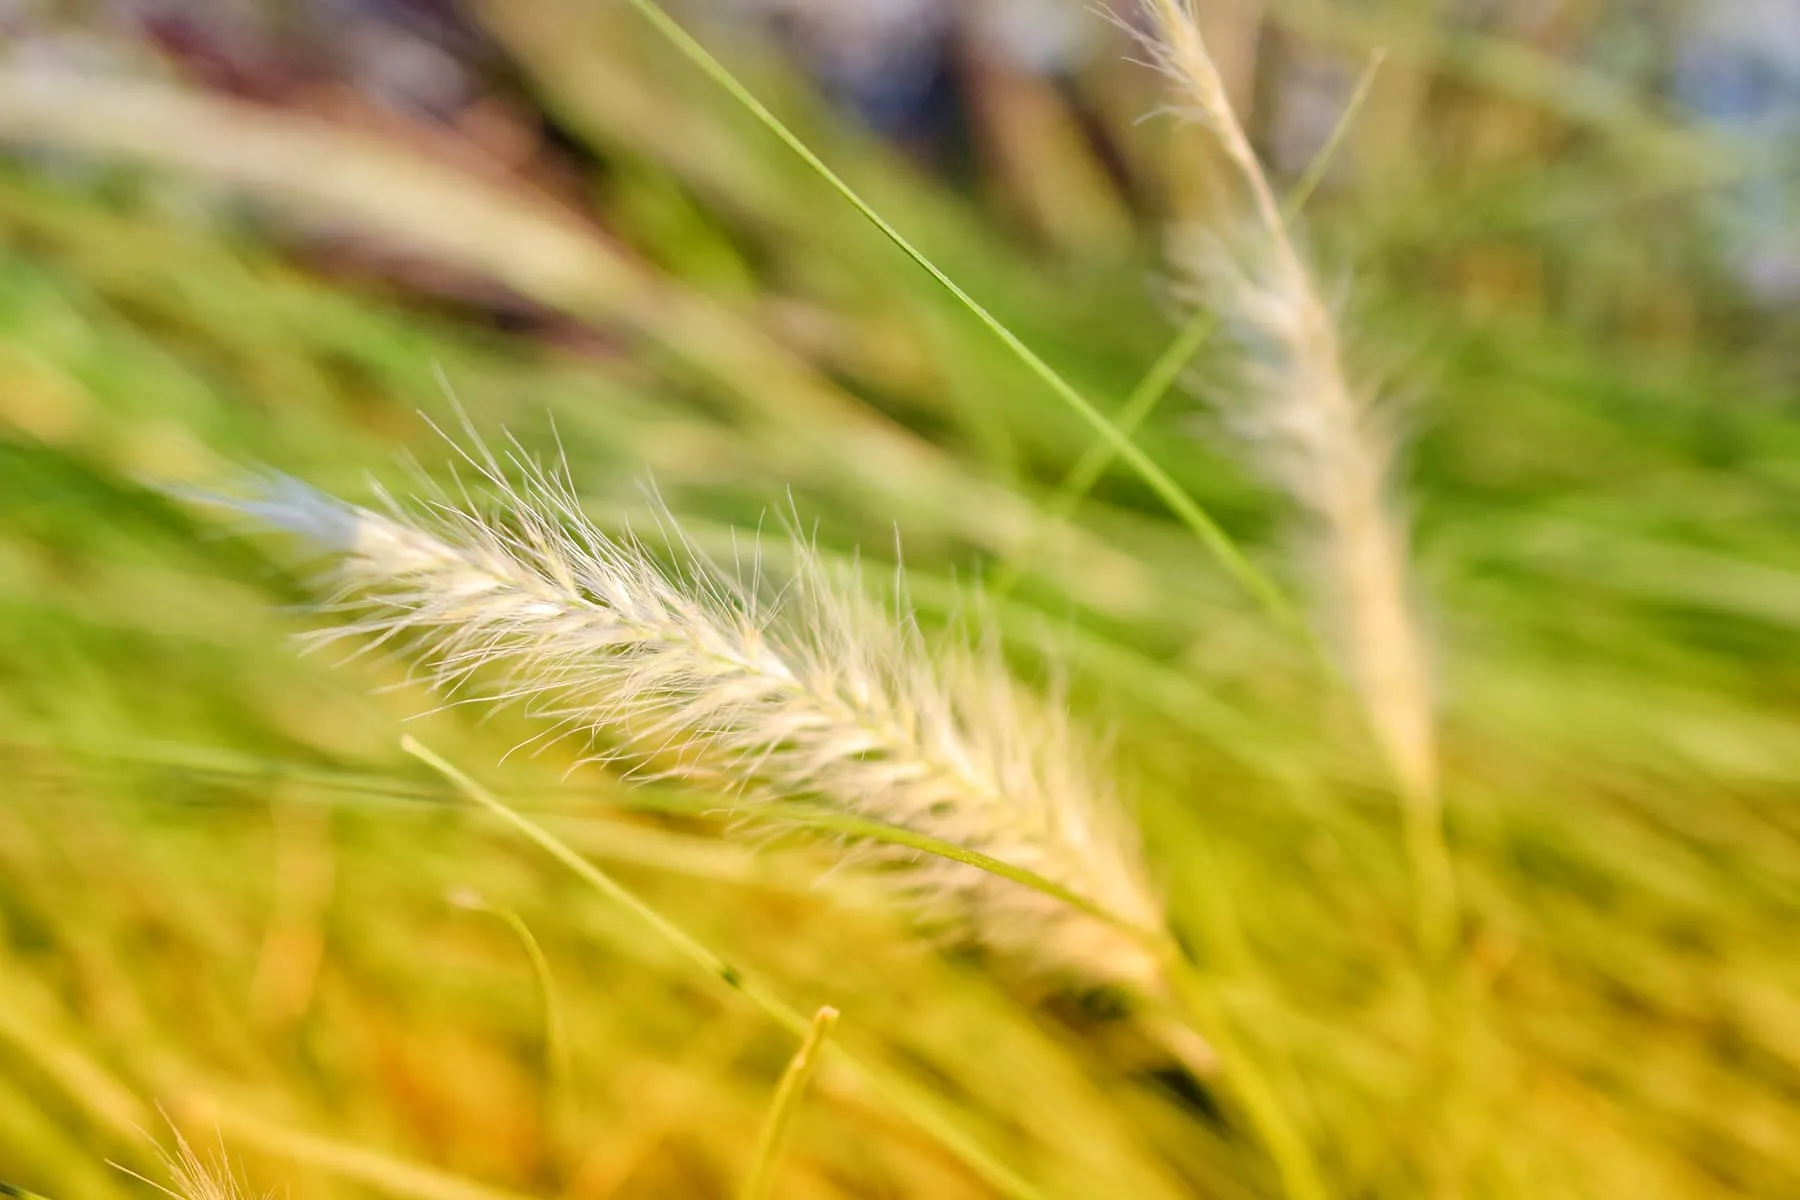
447, 891, 575, 1168
401, 736, 1046, 1200
739, 1005, 839, 1200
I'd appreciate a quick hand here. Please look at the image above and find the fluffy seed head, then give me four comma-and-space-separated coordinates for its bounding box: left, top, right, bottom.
1141, 0, 1439, 807
1183, 233, 1437, 802
228, 441, 1166, 992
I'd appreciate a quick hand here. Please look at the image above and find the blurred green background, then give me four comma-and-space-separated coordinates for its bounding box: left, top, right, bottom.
1, 1, 1797, 1197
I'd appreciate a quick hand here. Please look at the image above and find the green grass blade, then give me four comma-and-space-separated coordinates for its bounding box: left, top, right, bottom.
447, 892, 575, 1164
739, 1005, 839, 1200
401, 737, 1046, 1200
1280, 49, 1387, 220
618, 0, 1299, 630
0, 1183, 58, 1199
990, 308, 1220, 596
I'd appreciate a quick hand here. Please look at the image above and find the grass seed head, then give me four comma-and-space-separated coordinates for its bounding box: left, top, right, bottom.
228, 440, 1168, 993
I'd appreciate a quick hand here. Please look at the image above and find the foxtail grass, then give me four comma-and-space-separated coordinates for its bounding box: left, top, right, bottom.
210, 426, 1383, 1196
217, 436, 1169, 995
1140, 0, 1457, 955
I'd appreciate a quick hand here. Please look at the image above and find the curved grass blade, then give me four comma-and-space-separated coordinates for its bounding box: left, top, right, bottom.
616, 0, 1299, 631
739, 1005, 839, 1200
402, 736, 1047, 1200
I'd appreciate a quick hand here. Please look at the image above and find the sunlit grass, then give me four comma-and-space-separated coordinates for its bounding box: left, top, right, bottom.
0, 2, 1796, 1198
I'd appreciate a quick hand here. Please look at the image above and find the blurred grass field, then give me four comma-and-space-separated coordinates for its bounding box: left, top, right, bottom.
1, 1, 1798, 1197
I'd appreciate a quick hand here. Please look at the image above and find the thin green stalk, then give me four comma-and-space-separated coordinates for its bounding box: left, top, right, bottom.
401, 737, 1045, 1200
448, 892, 574, 1162
22, 733, 1156, 940
617, 0, 1301, 634
739, 1005, 839, 1200
743, 802, 1161, 945
1281, 48, 1388, 219
989, 308, 1218, 597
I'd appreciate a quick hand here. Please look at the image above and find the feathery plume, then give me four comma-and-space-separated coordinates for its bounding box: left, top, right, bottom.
224, 438, 1167, 993
1138, 0, 1454, 946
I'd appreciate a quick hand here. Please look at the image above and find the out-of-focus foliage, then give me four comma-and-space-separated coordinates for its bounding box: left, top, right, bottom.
0, 1, 1796, 1197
